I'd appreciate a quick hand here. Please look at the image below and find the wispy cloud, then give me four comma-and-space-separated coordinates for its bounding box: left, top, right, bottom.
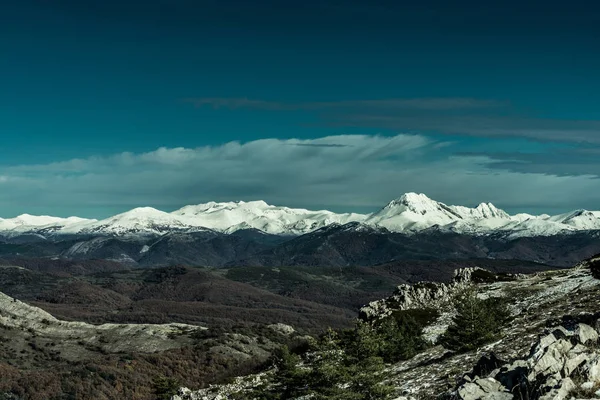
456, 148, 600, 178
183, 97, 504, 111
334, 115, 600, 144
1, 134, 599, 217
184, 97, 600, 144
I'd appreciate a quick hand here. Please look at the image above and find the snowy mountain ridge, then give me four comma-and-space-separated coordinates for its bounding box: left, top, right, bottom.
0, 193, 599, 238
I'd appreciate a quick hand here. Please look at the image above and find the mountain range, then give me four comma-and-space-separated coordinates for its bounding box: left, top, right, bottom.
1, 193, 599, 239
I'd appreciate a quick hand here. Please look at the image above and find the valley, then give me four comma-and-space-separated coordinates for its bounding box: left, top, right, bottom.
0, 194, 599, 399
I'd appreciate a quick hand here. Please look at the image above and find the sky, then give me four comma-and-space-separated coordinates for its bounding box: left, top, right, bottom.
1, 0, 599, 218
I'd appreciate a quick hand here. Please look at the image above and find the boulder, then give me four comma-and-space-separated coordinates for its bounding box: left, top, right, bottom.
538, 377, 575, 400
530, 343, 567, 377
458, 382, 487, 400
588, 256, 600, 279
563, 353, 588, 377
482, 392, 512, 400
576, 323, 599, 345
474, 377, 504, 393
267, 323, 295, 336
584, 355, 600, 382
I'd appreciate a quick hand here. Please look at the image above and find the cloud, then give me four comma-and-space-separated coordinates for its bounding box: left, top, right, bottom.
183, 97, 504, 111
184, 97, 600, 144
455, 148, 600, 178
334, 115, 600, 144
1, 134, 600, 217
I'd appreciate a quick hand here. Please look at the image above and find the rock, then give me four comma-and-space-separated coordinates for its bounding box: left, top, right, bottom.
482, 392, 512, 400
360, 267, 487, 320
267, 323, 295, 336
539, 377, 575, 400
530, 343, 566, 377
474, 377, 504, 393
458, 378, 511, 399
458, 382, 487, 399
472, 353, 505, 378
580, 381, 595, 390
587, 256, 600, 279
584, 355, 600, 381
550, 326, 572, 340
576, 323, 599, 344
563, 353, 588, 377
495, 361, 528, 392
537, 333, 558, 351
569, 343, 589, 355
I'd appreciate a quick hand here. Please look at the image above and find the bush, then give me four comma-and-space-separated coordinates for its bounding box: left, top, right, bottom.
342, 312, 427, 364
152, 376, 180, 400
245, 328, 395, 400
440, 286, 511, 352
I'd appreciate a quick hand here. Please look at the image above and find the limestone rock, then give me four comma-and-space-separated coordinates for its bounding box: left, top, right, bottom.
564, 353, 588, 376
539, 377, 575, 400
577, 323, 599, 344
360, 267, 492, 320
482, 392, 512, 400
267, 323, 295, 336
458, 382, 487, 399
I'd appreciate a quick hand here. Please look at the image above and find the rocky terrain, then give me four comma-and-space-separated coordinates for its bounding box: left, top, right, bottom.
0, 290, 201, 359
172, 255, 600, 399
0, 284, 307, 399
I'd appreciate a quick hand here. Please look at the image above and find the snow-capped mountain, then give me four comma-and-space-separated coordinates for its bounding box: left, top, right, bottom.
365, 193, 600, 237
58, 207, 215, 236
172, 200, 367, 235
365, 193, 515, 234
0, 214, 94, 237
0, 193, 599, 239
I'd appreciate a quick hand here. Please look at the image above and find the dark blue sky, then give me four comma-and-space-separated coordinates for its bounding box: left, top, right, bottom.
1, 0, 599, 217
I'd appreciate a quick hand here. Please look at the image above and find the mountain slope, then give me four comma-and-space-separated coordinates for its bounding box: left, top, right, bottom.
172, 200, 366, 235
231, 223, 600, 267
1, 193, 599, 240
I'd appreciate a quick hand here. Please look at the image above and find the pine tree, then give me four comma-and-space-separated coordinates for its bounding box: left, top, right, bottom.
152, 376, 180, 400
377, 313, 426, 363
440, 286, 510, 352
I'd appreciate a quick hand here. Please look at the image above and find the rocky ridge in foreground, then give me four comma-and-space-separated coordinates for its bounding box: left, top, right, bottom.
173, 254, 600, 399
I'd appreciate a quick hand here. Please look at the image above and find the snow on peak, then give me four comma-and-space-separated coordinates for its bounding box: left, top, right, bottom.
451, 202, 510, 220
550, 209, 600, 230
58, 207, 203, 236
1, 194, 599, 238
368, 193, 465, 231
368, 193, 528, 234
474, 202, 509, 219
173, 200, 367, 234
385, 193, 442, 213
0, 214, 95, 236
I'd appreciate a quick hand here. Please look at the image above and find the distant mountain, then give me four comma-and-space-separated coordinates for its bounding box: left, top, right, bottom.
171, 200, 365, 234
229, 222, 600, 267
0, 193, 599, 240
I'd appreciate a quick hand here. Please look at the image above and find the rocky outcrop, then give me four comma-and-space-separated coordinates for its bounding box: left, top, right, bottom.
578, 254, 600, 279
359, 267, 503, 320
0, 290, 203, 357
267, 323, 295, 336
172, 256, 600, 400
451, 321, 600, 400
172, 373, 268, 400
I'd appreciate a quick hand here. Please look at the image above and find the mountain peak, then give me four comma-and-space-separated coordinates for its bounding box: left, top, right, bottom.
386, 193, 439, 211
114, 207, 168, 218
474, 202, 510, 219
